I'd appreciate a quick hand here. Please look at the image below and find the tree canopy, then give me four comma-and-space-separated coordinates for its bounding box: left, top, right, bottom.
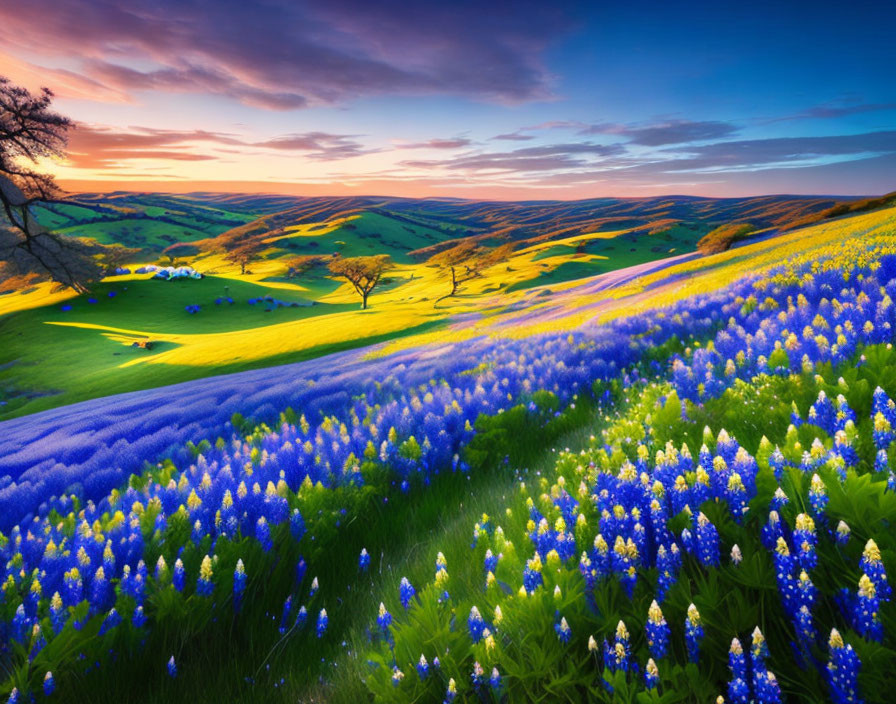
327, 254, 392, 309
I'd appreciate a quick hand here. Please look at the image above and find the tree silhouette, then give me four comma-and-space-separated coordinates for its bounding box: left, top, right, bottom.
0, 75, 103, 291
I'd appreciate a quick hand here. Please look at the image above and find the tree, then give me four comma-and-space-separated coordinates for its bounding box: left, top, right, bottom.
0, 75, 102, 292
223, 237, 265, 275
428, 241, 513, 303
328, 254, 391, 309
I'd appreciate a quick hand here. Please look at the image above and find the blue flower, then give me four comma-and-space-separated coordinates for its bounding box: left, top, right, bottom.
644, 658, 659, 690
399, 577, 416, 609
173, 558, 185, 592
826, 629, 863, 704
859, 539, 890, 602
316, 608, 328, 638
853, 574, 882, 641
376, 602, 392, 635
555, 615, 572, 643
167, 656, 177, 678
416, 655, 429, 681
233, 559, 247, 612
468, 606, 486, 643
645, 600, 669, 659
359, 548, 370, 571
43, 671, 55, 696
684, 604, 703, 663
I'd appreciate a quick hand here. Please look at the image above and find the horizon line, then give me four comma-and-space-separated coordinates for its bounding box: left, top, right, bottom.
57, 179, 875, 203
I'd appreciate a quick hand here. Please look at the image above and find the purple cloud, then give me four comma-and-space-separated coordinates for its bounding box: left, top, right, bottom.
253, 132, 374, 160
0, 0, 573, 109
581, 120, 739, 145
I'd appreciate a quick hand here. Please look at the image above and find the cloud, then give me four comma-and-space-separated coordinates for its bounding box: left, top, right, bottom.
581, 119, 739, 145
767, 102, 896, 123
401, 142, 626, 173
253, 132, 374, 160
65, 125, 244, 168
399, 138, 472, 150
490, 132, 536, 141
0, 0, 573, 109
655, 130, 896, 172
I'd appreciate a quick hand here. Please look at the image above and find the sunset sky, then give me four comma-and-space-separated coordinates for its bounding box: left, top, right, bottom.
1, 0, 894, 199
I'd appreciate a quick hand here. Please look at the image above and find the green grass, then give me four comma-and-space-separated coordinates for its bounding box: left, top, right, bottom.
273, 211, 455, 263
0, 276, 405, 419
510, 224, 711, 292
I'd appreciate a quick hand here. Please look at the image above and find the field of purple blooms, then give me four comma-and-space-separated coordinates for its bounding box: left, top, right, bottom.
2, 227, 896, 702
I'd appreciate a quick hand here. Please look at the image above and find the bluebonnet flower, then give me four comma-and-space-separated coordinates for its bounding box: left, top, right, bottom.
468, 606, 486, 643
197, 555, 214, 596
399, 577, 415, 609
770, 487, 789, 512
49, 592, 66, 634
256, 517, 272, 552
443, 678, 457, 703
604, 620, 631, 673
316, 608, 328, 638
416, 655, 429, 680
768, 447, 786, 482
471, 661, 485, 690
860, 539, 890, 602
826, 629, 863, 704
484, 549, 498, 573
43, 671, 55, 696
694, 513, 720, 567
173, 558, 185, 592
167, 656, 177, 678
489, 667, 502, 692
555, 615, 572, 643
98, 608, 122, 636
644, 658, 659, 689
835, 521, 851, 546
655, 544, 680, 602
294, 605, 308, 630
522, 554, 544, 594
808, 474, 828, 519
359, 548, 370, 571
645, 600, 669, 659
132, 605, 146, 628
7, 688, 18, 704
376, 602, 392, 635
310, 576, 319, 597
873, 412, 894, 451
685, 604, 703, 663
279, 596, 294, 634
727, 638, 749, 704
233, 559, 247, 612
854, 574, 882, 641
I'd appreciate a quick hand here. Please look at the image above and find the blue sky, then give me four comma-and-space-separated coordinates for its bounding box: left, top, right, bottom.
1, 0, 894, 197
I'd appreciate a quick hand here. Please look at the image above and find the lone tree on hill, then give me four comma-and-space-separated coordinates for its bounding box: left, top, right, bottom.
223, 237, 265, 275
428, 241, 513, 303
0, 75, 103, 291
328, 254, 392, 309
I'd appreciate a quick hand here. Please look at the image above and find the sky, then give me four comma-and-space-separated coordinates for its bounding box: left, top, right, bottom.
1, 0, 894, 199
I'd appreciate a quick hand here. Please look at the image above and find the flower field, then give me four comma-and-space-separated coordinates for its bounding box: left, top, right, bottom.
1, 208, 895, 702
